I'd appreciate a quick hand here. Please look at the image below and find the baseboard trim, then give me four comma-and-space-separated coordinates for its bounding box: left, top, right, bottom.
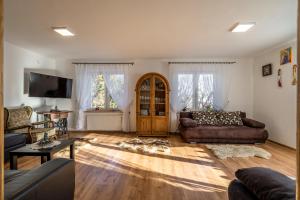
267, 139, 296, 150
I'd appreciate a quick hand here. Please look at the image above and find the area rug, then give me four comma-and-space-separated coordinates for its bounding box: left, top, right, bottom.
116, 138, 171, 154
205, 144, 272, 159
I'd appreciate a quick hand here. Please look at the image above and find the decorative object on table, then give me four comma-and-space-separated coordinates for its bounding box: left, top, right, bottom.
280, 47, 292, 65
31, 132, 61, 150
262, 64, 272, 76
292, 64, 297, 85
277, 68, 282, 87
117, 138, 171, 154
31, 140, 61, 150
205, 144, 271, 159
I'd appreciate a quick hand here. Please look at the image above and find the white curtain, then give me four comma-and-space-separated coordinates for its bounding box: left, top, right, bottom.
169, 63, 233, 113
102, 64, 131, 132
75, 64, 131, 131
75, 65, 98, 130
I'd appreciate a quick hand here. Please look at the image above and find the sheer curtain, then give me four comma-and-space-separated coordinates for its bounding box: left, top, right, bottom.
74, 64, 131, 131
102, 64, 131, 132
75, 64, 98, 130
169, 63, 233, 113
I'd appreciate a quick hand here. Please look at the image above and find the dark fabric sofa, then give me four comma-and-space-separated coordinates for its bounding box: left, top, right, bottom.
5, 158, 75, 200
4, 133, 26, 162
179, 111, 268, 143
228, 167, 295, 200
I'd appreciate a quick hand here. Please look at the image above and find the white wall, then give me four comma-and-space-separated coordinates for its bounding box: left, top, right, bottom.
4, 42, 56, 113
253, 39, 297, 148
55, 58, 254, 132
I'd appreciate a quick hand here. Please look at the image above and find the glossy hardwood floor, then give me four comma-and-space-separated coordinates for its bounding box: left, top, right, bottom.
6, 132, 296, 200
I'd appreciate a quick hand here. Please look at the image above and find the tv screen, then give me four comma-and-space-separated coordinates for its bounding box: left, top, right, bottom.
29, 72, 73, 98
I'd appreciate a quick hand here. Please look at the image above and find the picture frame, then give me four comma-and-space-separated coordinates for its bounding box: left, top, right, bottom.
280, 47, 292, 65
262, 64, 272, 77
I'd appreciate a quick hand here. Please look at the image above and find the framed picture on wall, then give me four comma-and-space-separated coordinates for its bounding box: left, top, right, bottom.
280, 47, 292, 65
262, 64, 272, 76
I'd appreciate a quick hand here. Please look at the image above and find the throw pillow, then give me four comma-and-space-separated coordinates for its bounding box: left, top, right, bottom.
217, 111, 243, 126
192, 110, 218, 125
7, 109, 31, 129
236, 167, 295, 200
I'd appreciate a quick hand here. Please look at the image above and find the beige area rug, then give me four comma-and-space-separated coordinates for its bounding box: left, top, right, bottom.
205, 144, 272, 159
117, 138, 171, 154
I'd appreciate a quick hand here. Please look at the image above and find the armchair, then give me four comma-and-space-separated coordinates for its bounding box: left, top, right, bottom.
4, 106, 57, 143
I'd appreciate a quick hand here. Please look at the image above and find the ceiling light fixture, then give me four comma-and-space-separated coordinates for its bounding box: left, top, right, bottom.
230, 22, 256, 32
52, 27, 75, 36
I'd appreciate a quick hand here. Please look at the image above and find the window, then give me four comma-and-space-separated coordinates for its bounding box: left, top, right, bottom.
92, 74, 118, 109
178, 73, 214, 110
197, 74, 214, 109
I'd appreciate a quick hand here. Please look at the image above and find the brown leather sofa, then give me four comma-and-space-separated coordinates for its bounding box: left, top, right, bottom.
179, 112, 268, 144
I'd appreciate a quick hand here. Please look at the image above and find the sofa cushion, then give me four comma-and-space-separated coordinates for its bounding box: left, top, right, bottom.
4, 133, 26, 149
242, 118, 265, 128
180, 125, 268, 142
235, 167, 295, 200
192, 110, 218, 125
217, 111, 243, 126
180, 118, 198, 128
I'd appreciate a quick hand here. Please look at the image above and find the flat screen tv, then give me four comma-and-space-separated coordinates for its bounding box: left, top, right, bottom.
29, 72, 73, 98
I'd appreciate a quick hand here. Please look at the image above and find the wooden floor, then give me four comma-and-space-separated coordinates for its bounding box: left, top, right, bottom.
6, 132, 296, 200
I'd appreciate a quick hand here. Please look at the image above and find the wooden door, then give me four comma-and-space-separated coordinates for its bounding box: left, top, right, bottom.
136, 76, 152, 135
152, 75, 169, 135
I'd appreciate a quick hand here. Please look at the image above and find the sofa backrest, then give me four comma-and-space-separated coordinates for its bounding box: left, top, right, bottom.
4, 106, 33, 130
179, 111, 247, 119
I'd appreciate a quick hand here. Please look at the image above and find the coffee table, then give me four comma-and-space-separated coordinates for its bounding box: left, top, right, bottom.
10, 139, 75, 170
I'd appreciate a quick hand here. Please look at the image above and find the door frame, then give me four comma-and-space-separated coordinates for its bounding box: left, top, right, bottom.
0, 0, 4, 199
297, 0, 300, 198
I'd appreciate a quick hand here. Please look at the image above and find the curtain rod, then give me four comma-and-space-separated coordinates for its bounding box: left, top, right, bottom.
72, 62, 134, 65
168, 61, 236, 64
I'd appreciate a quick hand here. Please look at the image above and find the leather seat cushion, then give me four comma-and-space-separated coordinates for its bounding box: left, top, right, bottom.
4, 133, 26, 148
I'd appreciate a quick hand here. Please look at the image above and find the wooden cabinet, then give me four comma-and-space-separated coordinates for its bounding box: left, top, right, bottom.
136, 73, 170, 136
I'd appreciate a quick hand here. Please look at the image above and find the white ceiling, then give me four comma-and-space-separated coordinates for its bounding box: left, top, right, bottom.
4, 0, 298, 60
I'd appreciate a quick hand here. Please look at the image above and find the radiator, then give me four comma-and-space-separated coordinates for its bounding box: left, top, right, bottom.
86, 112, 123, 131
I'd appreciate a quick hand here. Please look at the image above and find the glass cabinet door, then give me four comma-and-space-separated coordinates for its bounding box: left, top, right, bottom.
139, 78, 151, 116
154, 77, 166, 116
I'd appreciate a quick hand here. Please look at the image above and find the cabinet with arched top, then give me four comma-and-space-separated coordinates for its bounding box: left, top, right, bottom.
135, 73, 170, 136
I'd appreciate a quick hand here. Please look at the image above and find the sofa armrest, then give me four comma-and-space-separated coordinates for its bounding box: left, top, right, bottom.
179, 118, 198, 128
5, 158, 75, 200
242, 118, 265, 129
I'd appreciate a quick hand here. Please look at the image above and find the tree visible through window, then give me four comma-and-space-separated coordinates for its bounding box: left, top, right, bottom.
92, 74, 118, 109
178, 73, 214, 110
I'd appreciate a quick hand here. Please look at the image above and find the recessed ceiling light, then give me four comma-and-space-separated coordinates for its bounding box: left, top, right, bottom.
231, 23, 256, 32
52, 27, 75, 36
